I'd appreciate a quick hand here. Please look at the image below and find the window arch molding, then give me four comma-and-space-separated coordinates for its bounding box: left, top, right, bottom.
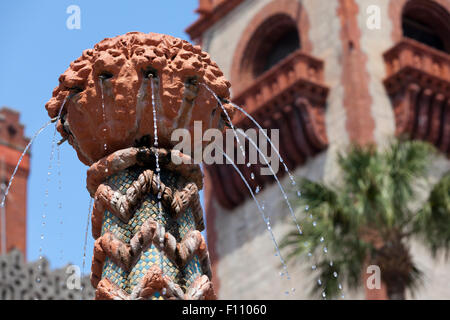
390, 0, 450, 52
230, 0, 312, 96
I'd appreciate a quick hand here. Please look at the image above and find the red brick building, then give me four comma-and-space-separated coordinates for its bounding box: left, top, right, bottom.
0, 107, 30, 256
186, 0, 450, 299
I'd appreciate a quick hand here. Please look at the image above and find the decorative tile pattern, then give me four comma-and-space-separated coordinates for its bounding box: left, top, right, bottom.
100, 167, 204, 297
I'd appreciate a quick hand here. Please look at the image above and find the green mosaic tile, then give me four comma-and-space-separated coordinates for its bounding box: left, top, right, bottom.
100, 167, 204, 296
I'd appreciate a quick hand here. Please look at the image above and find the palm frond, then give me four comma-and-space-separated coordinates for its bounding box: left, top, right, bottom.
413, 171, 450, 257
282, 138, 444, 299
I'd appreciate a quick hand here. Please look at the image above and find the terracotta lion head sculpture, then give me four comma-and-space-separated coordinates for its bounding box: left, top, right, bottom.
45, 32, 233, 165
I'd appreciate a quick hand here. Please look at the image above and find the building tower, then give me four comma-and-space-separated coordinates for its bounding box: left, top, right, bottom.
186, 0, 450, 299
0, 107, 30, 256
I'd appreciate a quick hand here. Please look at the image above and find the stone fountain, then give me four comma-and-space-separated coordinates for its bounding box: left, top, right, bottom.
45, 32, 234, 300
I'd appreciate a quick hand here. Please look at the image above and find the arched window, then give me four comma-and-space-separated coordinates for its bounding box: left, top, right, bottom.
402, 0, 450, 53
241, 14, 301, 79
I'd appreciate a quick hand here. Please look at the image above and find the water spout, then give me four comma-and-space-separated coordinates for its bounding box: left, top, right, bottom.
235, 129, 303, 235
82, 198, 93, 278
217, 146, 295, 294
150, 76, 165, 275
0, 119, 54, 208
99, 78, 108, 153
204, 84, 344, 298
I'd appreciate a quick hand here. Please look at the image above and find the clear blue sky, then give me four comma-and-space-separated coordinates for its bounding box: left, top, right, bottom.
0, 0, 200, 272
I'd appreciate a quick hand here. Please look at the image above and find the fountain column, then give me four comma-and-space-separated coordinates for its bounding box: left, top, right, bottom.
45, 32, 234, 300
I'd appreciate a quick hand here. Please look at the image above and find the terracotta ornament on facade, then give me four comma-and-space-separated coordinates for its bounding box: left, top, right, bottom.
45, 32, 234, 300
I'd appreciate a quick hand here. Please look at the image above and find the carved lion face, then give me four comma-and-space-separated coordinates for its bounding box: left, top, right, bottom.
46, 32, 233, 165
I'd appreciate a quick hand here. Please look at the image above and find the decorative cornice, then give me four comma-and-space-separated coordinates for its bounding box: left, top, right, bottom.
206, 49, 329, 209
185, 0, 244, 42
233, 49, 327, 122
0, 108, 30, 152
383, 38, 450, 154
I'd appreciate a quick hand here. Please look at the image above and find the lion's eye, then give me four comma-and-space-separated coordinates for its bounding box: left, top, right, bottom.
99, 72, 113, 80
69, 86, 83, 94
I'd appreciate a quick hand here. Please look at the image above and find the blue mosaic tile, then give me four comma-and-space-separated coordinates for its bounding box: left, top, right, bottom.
100, 167, 204, 296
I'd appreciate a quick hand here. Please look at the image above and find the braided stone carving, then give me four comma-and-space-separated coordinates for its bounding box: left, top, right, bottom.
88, 147, 214, 300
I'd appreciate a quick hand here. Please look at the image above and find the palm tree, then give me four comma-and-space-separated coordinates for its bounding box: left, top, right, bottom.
281, 139, 450, 300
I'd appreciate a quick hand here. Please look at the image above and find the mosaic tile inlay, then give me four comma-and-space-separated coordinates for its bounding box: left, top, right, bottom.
100, 167, 203, 297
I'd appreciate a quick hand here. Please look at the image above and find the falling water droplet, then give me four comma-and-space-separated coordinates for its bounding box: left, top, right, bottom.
297, 191, 301, 197
338, 284, 343, 290
206, 86, 306, 261
207, 110, 296, 296
312, 221, 317, 227
322, 292, 326, 298
329, 261, 334, 267
320, 237, 324, 242
250, 173, 255, 180
82, 198, 93, 281
323, 247, 328, 253
312, 265, 317, 270
333, 272, 338, 278
289, 174, 295, 183
317, 279, 322, 286
255, 186, 260, 194
99, 79, 108, 152
150, 78, 166, 276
